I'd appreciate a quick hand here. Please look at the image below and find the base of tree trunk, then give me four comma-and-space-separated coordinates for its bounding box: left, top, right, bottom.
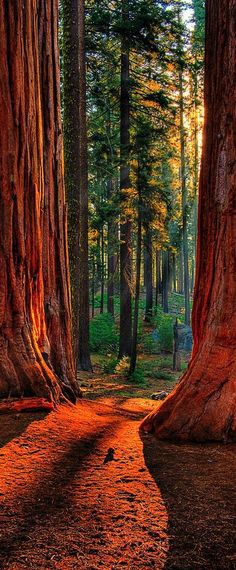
0, 398, 55, 415
0, 326, 80, 405
140, 343, 236, 442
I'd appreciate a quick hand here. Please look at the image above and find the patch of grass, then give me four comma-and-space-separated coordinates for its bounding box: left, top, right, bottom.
158, 355, 173, 368
145, 368, 174, 381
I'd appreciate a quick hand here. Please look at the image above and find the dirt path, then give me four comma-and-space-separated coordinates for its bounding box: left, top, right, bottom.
0, 398, 235, 570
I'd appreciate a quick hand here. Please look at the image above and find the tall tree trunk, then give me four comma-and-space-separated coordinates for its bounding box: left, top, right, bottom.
179, 62, 190, 326
100, 224, 105, 314
172, 253, 177, 293
162, 251, 169, 314
129, 175, 142, 375
0, 0, 79, 404
77, 0, 92, 371
119, 0, 132, 357
193, 66, 199, 288
178, 247, 184, 294
91, 252, 95, 318
141, 0, 236, 442
155, 250, 162, 307
157, 250, 162, 295
144, 226, 153, 322
107, 179, 115, 316
63, 0, 80, 356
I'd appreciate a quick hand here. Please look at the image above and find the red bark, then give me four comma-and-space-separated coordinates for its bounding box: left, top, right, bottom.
141, 0, 236, 442
0, 1, 79, 404
0, 398, 54, 415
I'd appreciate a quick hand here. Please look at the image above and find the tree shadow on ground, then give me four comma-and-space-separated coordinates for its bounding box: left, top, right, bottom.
0, 420, 119, 567
0, 411, 49, 448
141, 431, 236, 569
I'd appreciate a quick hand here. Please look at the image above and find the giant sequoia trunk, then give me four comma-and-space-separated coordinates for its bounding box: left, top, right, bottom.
0, 1, 78, 404
141, 0, 236, 442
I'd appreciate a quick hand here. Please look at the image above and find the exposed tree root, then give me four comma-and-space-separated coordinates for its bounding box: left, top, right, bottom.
0, 398, 54, 415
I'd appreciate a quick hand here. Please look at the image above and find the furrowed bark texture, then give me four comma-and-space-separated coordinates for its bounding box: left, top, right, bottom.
0, 0, 78, 403
141, 0, 236, 442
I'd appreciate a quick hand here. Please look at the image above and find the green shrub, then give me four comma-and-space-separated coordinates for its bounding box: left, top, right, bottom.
153, 310, 173, 352
129, 367, 146, 385
102, 357, 119, 374
89, 313, 119, 353
142, 332, 158, 354
115, 356, 130, 376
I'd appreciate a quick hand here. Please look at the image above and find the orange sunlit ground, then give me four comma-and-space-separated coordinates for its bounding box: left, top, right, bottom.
0, 391, 235, 569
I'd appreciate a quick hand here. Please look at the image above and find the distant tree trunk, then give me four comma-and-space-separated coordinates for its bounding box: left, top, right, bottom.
162, 251, 169, 314
144, 226, 153, 322
129, 175, 142, 375
178, 247, 184, 294
141, 0, 236, 442
172, 253, 177, 293
107, 179, 115, 316
119, 0, 132, 357
63, 0, 80, 355
193, 67, 199, 287
158, 250, 162, 294
179, 62, 190, 326
100, 224, 105, 314
190, 257, 195, 294
168, 252, 173, 294
77, 0, 92, 370
155, 250, 162, 307
107, 248, 115, 316
0, 0, 79, 404
91, 252, 95, 318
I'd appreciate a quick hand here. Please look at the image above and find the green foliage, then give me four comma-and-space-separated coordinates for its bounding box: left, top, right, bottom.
154, 307, 174, 352
129, 367, 146, 386
102, 357, 119, 374
142, 333, 158, 354
89, 313, 118, 353
150, 370, 174, 381
115, 357, 146, 385
115, 356, 130, 376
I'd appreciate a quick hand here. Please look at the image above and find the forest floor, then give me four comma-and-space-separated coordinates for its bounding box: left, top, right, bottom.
0, 364, 236, 570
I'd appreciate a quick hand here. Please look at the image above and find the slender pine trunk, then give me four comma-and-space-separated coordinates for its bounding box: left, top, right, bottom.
63, 0, 80, 357
100, 224, 105, 314
144, 226, 153, 322
119, 0, 132, 357
178, 247, 184, 294
107, 179, 115, 316
162, 251, 169, 314
129, 176, 142, 375
173, 253, 177, 293
77, 0, 92, 370
179, 44, 190, 326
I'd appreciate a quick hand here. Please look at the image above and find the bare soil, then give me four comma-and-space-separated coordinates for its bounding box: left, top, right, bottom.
0, 372, 235, 570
